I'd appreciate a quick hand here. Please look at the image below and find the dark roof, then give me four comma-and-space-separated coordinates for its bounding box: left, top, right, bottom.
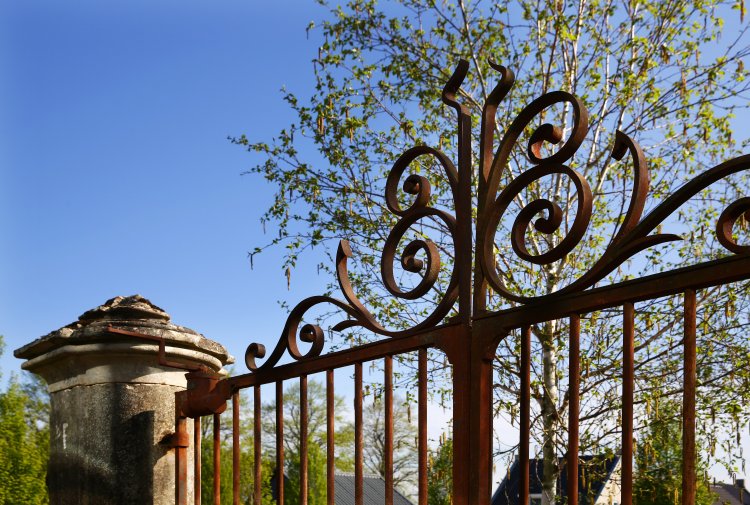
492, 455, 620, 505
334, 474, 414, 505
712, 481, 750, 505
270, 469, 414, 505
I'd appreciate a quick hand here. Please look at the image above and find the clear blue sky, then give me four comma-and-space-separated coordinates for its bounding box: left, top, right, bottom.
0, 0, 333, 377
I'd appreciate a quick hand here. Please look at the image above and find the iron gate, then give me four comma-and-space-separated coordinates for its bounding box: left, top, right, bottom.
170, 60, 750, 505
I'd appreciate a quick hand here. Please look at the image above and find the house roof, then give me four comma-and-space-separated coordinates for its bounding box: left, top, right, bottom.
492, 455, 621, 505
270, 468, 414, 505
712, 482, 750, 505
334, 473, 414, 505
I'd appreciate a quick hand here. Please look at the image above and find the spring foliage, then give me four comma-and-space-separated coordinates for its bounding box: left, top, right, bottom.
0, 336, 49, 505
236, 0, 750, 498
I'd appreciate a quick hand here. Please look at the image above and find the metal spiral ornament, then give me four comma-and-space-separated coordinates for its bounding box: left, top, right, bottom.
245, 58, 750, 372
479, 90, 593, 302
243, 63, 471, 372
477, 62, 750, 303
717, 198, 750, 254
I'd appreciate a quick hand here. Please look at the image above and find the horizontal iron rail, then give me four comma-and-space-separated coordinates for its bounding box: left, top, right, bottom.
227, 324, 462, 389
475, 253, 750, 335
225, 254, 748, 392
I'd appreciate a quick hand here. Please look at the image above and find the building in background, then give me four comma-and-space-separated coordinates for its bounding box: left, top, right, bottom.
492, 455, 621, 505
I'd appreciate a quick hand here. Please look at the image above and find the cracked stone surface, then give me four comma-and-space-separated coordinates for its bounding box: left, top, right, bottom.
15, 295, 233, 505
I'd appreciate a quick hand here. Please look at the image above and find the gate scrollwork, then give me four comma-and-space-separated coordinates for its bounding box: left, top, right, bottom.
245, 59, 750, 373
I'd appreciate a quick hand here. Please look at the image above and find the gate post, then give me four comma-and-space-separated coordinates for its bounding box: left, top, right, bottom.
14, 295, 232, 505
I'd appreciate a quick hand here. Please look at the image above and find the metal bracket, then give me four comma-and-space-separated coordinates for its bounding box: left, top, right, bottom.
106, 325, 208, 372
107, 325, 229, 416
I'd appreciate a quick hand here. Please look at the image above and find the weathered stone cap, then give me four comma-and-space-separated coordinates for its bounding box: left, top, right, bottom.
15, 295, 234, 373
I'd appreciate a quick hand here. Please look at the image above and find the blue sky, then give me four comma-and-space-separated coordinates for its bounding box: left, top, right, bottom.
0, 0, 335, 376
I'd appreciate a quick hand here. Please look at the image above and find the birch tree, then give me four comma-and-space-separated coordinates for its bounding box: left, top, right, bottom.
363, 397, 418, 498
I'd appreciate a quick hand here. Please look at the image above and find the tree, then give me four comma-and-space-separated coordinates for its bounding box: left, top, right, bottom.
634, 399, 715, 505
427, 433, 453, 505
236, 1, 750, 503
362, 396, 418, 498
261, 380, 355, 505
199, 399, 271, 505
0, 335, 49, 505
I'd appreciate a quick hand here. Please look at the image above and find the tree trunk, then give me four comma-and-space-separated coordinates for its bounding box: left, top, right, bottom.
541, 318, 560, 505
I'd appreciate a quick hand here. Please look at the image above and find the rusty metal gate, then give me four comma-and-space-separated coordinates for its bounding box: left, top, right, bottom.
169, 60, 750, 505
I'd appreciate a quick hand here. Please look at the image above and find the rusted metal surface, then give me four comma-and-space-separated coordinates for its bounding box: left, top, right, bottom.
213, 413, 220, 505
172, 59, 750, 505
233, 393, 240, 505
106, 325, 208, 373
683, 290, 697, 505
194, 417, 201, 505
230, 325, 454, 388
474, 254, 750, 338
568, 316, 580, 505
418, 349, 428, 505
326, 370, 335, 505
175, 394, 188, 505
253, 386, 261, 505
275, 380, 285, 505
444, 325, 471, 505
622, 303, 635, 505
354, 363, 363, 505
520, 327, 531, 505
300, 376, 309, 505
385, 355, 394, 505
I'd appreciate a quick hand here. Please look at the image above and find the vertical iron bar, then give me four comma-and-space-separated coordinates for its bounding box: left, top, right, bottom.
683, 289, 697, 505
568, 316, 580, 505
213, 413, 220, 505
450, 327, 472, 505
276, 381, 285, 505
457, 87, 473, 323
355, 362, 363, 505
175, 395, 188, 505
474, 63, 512, 318
195, 417, 202, 505
385, 355, 394, 505
233, 392, 240, 505
327, 370, 335, 505
418, 349, 428, 505
300, 375, 309, 505
520, 326, 531, 505
623, 303, 635, 505
467, 327, 492, 505
254, 386, 262, 505
473, 81, 494, 316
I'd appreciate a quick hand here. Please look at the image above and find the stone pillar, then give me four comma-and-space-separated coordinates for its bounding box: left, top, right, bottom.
14, 295, 233, 505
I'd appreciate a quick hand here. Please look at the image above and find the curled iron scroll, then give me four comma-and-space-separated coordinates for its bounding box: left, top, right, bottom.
244, 63, 470, 372
246, 59, 750, 371
477, 62, 750, 303
717, 197, 750, 254
559, 154, 750, 296
478, 87, 593, 302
